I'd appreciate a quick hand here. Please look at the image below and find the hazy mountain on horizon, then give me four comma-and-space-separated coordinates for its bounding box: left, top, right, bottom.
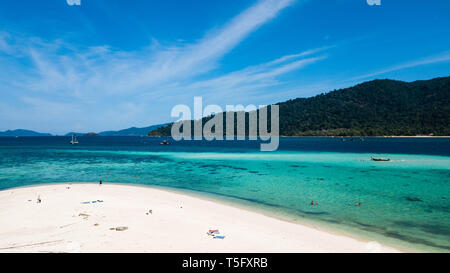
0, 129, 52, 137
63, 124, 168, 136
98, 124, 168, 136
64, 132, 85, 136
1, 124, 168, 137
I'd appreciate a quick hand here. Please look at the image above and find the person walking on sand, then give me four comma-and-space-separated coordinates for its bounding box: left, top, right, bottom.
99, 180, 102, 185
37, 195, 41, 203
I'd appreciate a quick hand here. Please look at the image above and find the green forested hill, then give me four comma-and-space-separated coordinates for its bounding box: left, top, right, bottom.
149, 76, 450, 137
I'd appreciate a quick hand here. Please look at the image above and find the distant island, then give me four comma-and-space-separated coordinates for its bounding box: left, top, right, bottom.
83, 132, 99, 136
97, 124, 168, 136
0, 124, 167, 137
64, 124, 168, 137
149, 76, 450, 137
0, 129, 52, 137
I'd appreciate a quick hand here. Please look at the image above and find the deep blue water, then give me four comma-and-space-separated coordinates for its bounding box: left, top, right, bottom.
0, 136, 449, 155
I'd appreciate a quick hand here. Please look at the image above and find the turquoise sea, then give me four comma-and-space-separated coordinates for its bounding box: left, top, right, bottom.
0, 136, 449, 252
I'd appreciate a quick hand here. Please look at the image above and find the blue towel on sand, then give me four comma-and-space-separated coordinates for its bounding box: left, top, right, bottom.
82, 200, 104, 204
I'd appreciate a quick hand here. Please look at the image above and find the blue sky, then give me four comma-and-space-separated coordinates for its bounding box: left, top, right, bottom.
0, 0, 449, 134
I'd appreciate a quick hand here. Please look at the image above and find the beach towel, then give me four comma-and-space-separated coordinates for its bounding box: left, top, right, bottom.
214, 236, 225, 239
81, 200, 104, 204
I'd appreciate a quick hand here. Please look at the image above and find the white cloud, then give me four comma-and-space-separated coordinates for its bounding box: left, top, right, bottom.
9, 0, 297, 97
4, 0, 301, 100
133, 49, 328, 107
66, 0, 81, 6
1, 0, 321, 133
352, 51, 450, 80
185, 53, 327, 97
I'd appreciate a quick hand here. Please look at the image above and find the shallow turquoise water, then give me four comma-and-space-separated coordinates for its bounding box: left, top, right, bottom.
0, 137, 449, 252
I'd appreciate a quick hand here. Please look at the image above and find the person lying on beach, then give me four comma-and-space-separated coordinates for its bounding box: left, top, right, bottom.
207, 230, 220, 236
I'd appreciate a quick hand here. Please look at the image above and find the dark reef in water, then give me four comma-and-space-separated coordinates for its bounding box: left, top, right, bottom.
303, 211, 329, 216
355, 221, 450, 251
394, 221, 450, 237
405, 196, 423, 202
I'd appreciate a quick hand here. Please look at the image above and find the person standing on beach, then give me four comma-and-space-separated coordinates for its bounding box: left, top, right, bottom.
37, 195, 41, 203
99, 180, 102, 185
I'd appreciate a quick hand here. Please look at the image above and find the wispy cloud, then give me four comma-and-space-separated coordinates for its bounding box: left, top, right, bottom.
66, 0, 81, 6
8, 0, 298, 97
352, 51, 450, 80
134, 50, 328, 107
184, 52, 327, 100
1, 0, 315, 133
0, 32, 11, 53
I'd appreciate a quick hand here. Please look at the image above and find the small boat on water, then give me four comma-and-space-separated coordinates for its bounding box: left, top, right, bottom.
159, 140, 170, 145
371, 157, 390, 162
70, 135, 79, 145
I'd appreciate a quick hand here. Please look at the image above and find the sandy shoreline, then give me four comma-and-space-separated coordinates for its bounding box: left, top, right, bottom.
0, 183, 401, 253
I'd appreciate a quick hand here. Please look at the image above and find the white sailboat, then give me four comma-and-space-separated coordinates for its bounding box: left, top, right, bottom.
70, 135, 79, 145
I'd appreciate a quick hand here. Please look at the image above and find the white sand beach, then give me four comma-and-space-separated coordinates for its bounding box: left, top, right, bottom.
0, 183, 400, 253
